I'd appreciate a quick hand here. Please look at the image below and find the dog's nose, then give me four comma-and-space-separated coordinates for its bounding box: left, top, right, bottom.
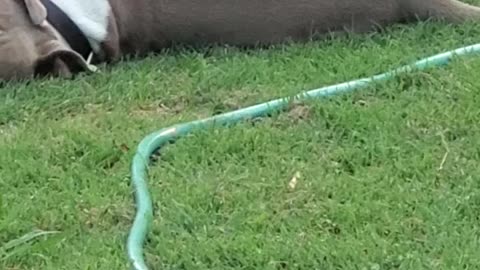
0, 32, 37, 81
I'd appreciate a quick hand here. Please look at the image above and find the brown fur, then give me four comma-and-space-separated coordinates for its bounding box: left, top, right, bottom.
104, 0, 480, 58
1, 0, 480, 80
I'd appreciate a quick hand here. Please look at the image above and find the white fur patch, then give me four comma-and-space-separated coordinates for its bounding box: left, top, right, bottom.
50, 0, 111, 53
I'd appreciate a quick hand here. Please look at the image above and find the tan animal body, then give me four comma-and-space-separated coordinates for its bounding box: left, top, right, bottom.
1, 0, 480, 81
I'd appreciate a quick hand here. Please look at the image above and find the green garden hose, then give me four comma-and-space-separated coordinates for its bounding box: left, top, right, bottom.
127, 43, 480, 270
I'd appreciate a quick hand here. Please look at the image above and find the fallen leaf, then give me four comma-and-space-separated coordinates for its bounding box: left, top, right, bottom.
288, 171, 301, 190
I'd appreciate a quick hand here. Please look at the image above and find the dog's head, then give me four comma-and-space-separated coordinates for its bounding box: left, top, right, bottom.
0, 0, 93, 81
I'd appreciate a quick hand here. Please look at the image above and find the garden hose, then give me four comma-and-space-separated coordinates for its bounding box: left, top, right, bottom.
127, 43, 480, 270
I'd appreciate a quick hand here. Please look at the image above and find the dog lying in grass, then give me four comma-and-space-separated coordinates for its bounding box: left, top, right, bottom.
0, 0, 479, 81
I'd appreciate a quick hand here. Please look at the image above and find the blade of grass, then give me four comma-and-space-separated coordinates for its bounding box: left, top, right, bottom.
0, 230, 60, 261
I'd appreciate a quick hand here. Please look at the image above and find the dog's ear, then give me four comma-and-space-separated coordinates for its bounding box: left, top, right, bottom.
34, 40, 96, 78
24, 0, 47, 26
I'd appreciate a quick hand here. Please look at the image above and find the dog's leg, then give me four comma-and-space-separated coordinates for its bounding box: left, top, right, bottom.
405, 0, 480, 23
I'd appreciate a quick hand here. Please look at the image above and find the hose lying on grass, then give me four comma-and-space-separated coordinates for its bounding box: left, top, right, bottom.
127, 43, 480, 270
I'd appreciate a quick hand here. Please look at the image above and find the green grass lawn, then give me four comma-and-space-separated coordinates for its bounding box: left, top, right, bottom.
3, 16, 480, 270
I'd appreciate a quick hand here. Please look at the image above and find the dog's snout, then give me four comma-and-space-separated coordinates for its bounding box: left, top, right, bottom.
0, 33, 37, 81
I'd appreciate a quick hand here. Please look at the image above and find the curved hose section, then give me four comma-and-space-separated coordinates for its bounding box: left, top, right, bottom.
127, 43, 480, 269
